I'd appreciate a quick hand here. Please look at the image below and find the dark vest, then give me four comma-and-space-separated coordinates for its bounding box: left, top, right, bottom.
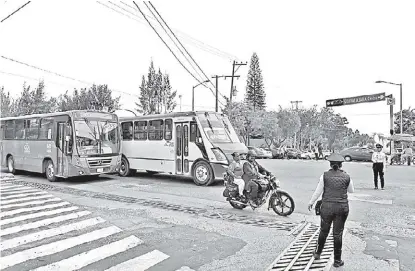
322, 169, 350, 203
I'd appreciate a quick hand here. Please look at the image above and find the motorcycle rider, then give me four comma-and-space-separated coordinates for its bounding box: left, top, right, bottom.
308, 153, 355, 268
242, 150, 271, 204
226, 152, 246, 199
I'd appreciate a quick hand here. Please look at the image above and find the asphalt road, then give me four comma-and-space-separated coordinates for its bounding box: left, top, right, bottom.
1, 160, 414, 271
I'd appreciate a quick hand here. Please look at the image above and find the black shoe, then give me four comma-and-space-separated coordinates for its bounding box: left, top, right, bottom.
313, 250, 321, 260
374, 187, 378, 190
333, 260, 344, 267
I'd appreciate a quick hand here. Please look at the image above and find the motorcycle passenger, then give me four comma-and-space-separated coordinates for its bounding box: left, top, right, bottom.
242, 150, 270, 204
308, 153, 355, 268
226, 152, 245, 199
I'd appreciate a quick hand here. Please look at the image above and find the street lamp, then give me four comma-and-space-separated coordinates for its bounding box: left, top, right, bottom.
375, 80, 403, 134
192, 80, 210, 111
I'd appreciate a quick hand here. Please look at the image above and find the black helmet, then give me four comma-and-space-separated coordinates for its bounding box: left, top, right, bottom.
327, 153, 345, 162
375, 143, 383, 148
247, 150, 256, 158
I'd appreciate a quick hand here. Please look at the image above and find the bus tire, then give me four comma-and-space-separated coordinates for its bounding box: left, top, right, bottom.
192, 160, 215, 186
45, 160, 57, 182
119, 156, 131, 177
7, 155, 16, 174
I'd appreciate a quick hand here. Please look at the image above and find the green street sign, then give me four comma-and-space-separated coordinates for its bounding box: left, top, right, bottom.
326, 92, 386, 107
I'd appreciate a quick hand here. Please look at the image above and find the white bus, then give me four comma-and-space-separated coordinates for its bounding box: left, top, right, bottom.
118, 111, 248, 185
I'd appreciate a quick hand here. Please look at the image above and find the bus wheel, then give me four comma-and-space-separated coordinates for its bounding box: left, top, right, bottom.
192, 161, 214, 186
45, 160, 57, 182
119, 157, 131, 177
7, 156, 16, 174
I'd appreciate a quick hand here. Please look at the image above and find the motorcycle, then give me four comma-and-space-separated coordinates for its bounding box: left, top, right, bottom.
222, 172, 295, 216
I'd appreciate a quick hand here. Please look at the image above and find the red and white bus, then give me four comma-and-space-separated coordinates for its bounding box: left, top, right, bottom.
1, 110, 121, 181
118, 111, 248, 186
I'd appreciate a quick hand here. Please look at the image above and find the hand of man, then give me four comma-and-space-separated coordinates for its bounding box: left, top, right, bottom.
308, 203, 313, 212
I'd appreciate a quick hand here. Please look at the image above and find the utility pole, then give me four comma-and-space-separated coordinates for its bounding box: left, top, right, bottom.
212, 75, 240, 112
178, 95, 182, 111
389, 94, 394, 159
290, 100, 303, 110
229, 61, 248, 104
290, 101, 303, 148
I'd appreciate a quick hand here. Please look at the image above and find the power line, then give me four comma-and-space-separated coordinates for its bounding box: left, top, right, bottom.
119, 1, 238, 61
1, 55, 139, 99
148, 1, 216, 91
1, 56, 91, 85
0, 70, 80, 88
142, 2, 207, 86
1, 1, 31, 23
131, 1, 225, 106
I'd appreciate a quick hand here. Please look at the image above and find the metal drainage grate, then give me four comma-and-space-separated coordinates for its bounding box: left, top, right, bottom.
266, 223, 335, 271
2, 179, 299, 232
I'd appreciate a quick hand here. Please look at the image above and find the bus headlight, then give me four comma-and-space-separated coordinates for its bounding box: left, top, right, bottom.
211, 148, 227, 162
74, 157, 81, 167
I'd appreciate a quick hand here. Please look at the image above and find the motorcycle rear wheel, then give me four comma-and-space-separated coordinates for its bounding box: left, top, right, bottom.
270, 191, 295, 216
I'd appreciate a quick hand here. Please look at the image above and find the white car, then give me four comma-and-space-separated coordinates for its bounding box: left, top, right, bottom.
260, 148, 273, 159
301, 151, 316, 160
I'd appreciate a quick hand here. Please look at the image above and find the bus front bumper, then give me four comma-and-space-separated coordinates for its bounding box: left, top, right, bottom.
211, 162, 228, 180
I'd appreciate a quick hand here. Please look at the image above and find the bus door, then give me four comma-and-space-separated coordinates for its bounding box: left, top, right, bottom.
56, 122, 69, 177
175, 122, 190, 175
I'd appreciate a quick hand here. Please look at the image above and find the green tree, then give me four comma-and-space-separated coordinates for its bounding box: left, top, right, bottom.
245, 52, 266, 111
276, 108, 301, 144
162, 73, 177, 113
0, 86, 14, 117
394, 107, 415, 135
136, 61, 177, 115
58, 85, 120, 112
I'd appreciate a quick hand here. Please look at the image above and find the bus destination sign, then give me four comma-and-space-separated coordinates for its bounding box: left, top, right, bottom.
326, 92, 386, 107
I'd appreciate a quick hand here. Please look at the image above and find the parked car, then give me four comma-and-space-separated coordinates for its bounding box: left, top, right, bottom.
300, 150, 315, 160
260, 148, 273, 159
271, 147, 284, 159
247, 146, 267, 159
286, 148, 302, 159
340, 147, 374, 162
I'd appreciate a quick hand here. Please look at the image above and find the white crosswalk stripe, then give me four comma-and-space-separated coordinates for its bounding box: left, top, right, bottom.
105, 250, 170, 271
0, 201, 71, 218
1, 191, 48, 200
1, 194, 54, 204
0, 182, 172, 271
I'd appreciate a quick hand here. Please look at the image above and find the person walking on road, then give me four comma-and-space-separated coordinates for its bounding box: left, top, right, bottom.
402, 144, 413, 166
308, 153, 355, 268
372, 143, 387, 190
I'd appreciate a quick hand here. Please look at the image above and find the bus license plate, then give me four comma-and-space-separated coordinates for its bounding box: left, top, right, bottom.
97, 168, 104, 173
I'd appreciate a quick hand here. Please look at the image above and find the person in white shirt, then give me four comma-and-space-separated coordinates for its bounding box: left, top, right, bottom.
372, 143, 387, 190
402, 145, 413, 166
308, 153, 355, 268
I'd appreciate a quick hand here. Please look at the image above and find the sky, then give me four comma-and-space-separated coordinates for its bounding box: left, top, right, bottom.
1, 0, 414, 136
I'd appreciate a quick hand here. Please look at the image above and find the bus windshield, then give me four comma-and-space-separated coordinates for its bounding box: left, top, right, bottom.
197, 113, 240, 144
74, 119, 119, 155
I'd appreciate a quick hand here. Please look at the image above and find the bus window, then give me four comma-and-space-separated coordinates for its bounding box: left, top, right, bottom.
5, 120, 14, 139
15, 120, 25, 140
134, 121, 147, 140
148, 120, 163, 140
26, 119, 40, 140
165, 119, 172, 141
39, 118, 53, 140
190, 123, 197, 142
121, 122, 133, 140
